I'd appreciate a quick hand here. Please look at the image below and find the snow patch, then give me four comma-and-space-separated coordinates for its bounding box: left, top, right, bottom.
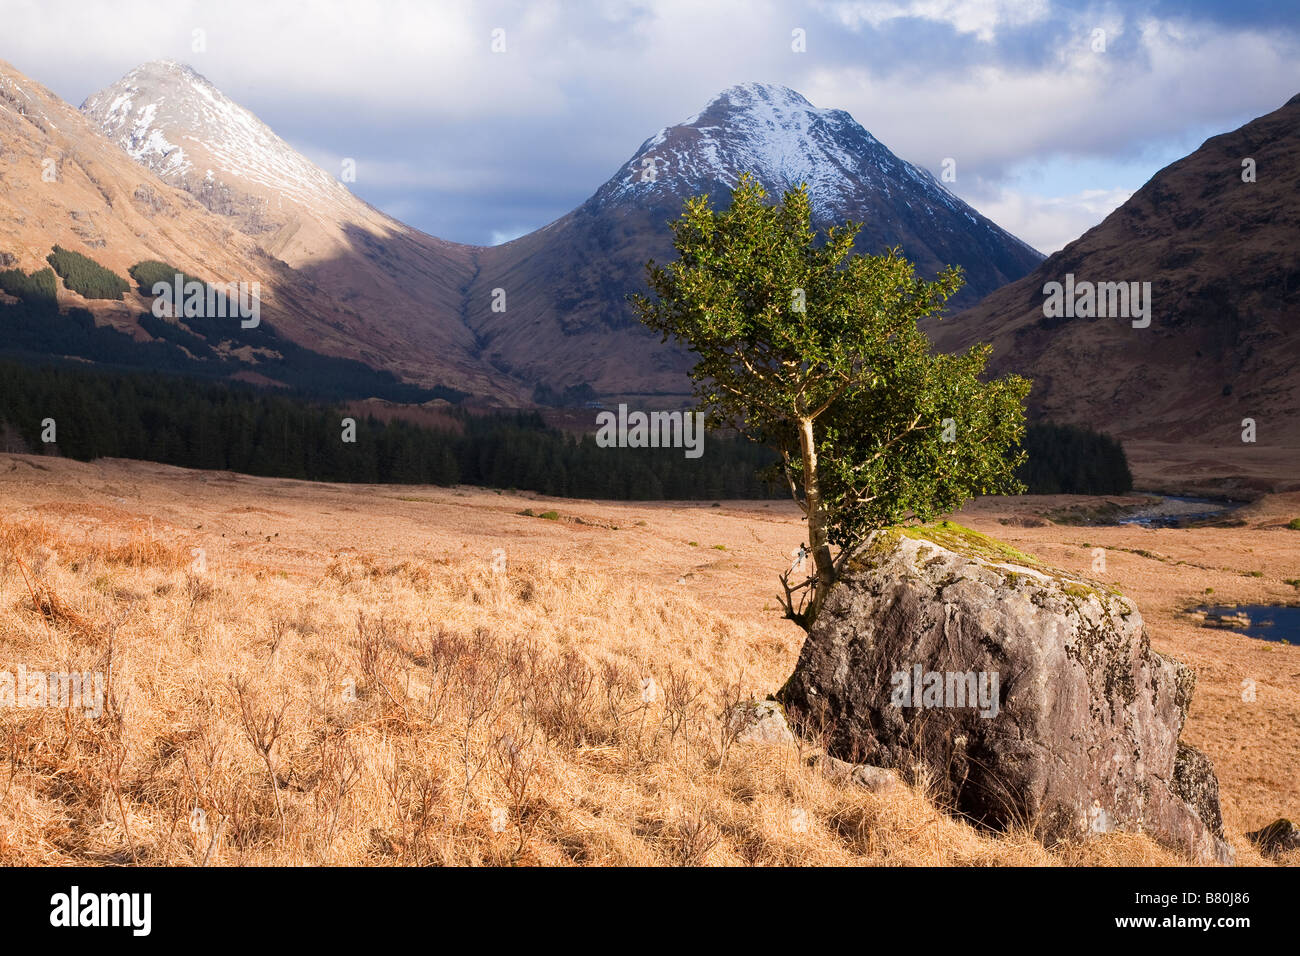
607, 81, 965, 223
82, 60, 354, 211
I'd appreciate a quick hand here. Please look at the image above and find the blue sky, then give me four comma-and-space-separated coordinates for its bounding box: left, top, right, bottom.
5, 0, 1299, 252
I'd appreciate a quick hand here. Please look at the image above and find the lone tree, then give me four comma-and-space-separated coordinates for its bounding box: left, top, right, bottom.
633, 175, 1030, 628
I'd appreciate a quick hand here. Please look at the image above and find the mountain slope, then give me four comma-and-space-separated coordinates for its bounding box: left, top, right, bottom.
74, 69, 1042, 406
603, 83, 1041, 295
464, 83, 1043, 398
0, 59, 409, 388
927, 93, 1300, 489
80, 61, 508, 399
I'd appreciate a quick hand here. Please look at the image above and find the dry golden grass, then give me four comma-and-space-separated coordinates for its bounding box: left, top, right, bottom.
0, 453, 1293, 866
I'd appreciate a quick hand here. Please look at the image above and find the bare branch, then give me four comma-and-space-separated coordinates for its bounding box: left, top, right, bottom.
780, 448, 809, 516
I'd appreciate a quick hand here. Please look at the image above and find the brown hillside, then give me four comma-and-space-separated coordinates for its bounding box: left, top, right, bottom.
928, 93, 1300, 490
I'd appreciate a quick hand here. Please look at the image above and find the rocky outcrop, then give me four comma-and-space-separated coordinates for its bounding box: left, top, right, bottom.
810, 754, 900, 793
728, 699, 795, 746
1172, 742, 1226, 838
1247, 818, 1300, 859
780, 524, 1235, 864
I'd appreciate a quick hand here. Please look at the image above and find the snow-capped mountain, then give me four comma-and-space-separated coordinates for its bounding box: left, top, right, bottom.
82, 60, 370, 229
81, 61, 498, 399
604, 83, 962, 220
0, 59, 335, 342
465, 83, 1044, 397
604, 82, 1041, 290
75, 67, 1043, 403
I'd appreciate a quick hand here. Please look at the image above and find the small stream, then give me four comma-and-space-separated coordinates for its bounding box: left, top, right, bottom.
1114, 495, 1243, 528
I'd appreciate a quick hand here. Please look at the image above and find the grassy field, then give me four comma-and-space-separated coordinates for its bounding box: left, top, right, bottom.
0, 453, 1295, 866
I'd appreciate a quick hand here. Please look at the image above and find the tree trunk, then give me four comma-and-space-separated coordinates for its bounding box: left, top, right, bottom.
797, 415, 835, 627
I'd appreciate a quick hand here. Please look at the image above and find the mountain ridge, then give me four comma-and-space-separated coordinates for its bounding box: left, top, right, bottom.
927, 90, 1300, 488
79, 67, 1044, 401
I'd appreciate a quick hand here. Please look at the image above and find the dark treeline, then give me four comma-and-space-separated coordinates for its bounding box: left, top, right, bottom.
1, 246, 1132, 498
0, 362, 780, 499
0, 361, 1132, 499
1016, 422, 1132, 494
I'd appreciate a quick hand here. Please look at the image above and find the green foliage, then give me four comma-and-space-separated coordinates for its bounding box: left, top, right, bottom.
46, 246, 130, 300
128, 260, 200, 294
1287, 517, 1300, 531
632, 175, 1029, 622
0, 267, 58, 304
811, 341, 1030, 545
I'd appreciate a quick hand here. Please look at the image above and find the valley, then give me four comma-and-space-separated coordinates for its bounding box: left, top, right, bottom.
1, 0, 1297, 901
3, 55, 1296, 489
0, 453, 1295, 865
5, 60, 1044, 407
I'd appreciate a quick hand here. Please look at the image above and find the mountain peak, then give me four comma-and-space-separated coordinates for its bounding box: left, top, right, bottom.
78, 60, 491, 398
483, 83, 1045, 392
82, 60, 352, 213
129, 58, 203, 78
600, 81, 955, 226
704, 82, 813, 111
105, 59, 220, 102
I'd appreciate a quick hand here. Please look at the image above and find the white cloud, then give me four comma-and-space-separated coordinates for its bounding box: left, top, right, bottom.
967, 185, 1134, 253
489, 226, 533, 246
804, 22, 1298, 180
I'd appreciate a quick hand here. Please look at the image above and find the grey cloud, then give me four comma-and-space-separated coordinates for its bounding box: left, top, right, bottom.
3, 0, 1297, 247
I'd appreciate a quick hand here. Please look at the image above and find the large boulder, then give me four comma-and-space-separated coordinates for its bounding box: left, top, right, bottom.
780, 524, 1234, 864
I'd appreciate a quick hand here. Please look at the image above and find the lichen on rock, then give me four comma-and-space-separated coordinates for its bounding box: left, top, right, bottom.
780, 525, 1235, 864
